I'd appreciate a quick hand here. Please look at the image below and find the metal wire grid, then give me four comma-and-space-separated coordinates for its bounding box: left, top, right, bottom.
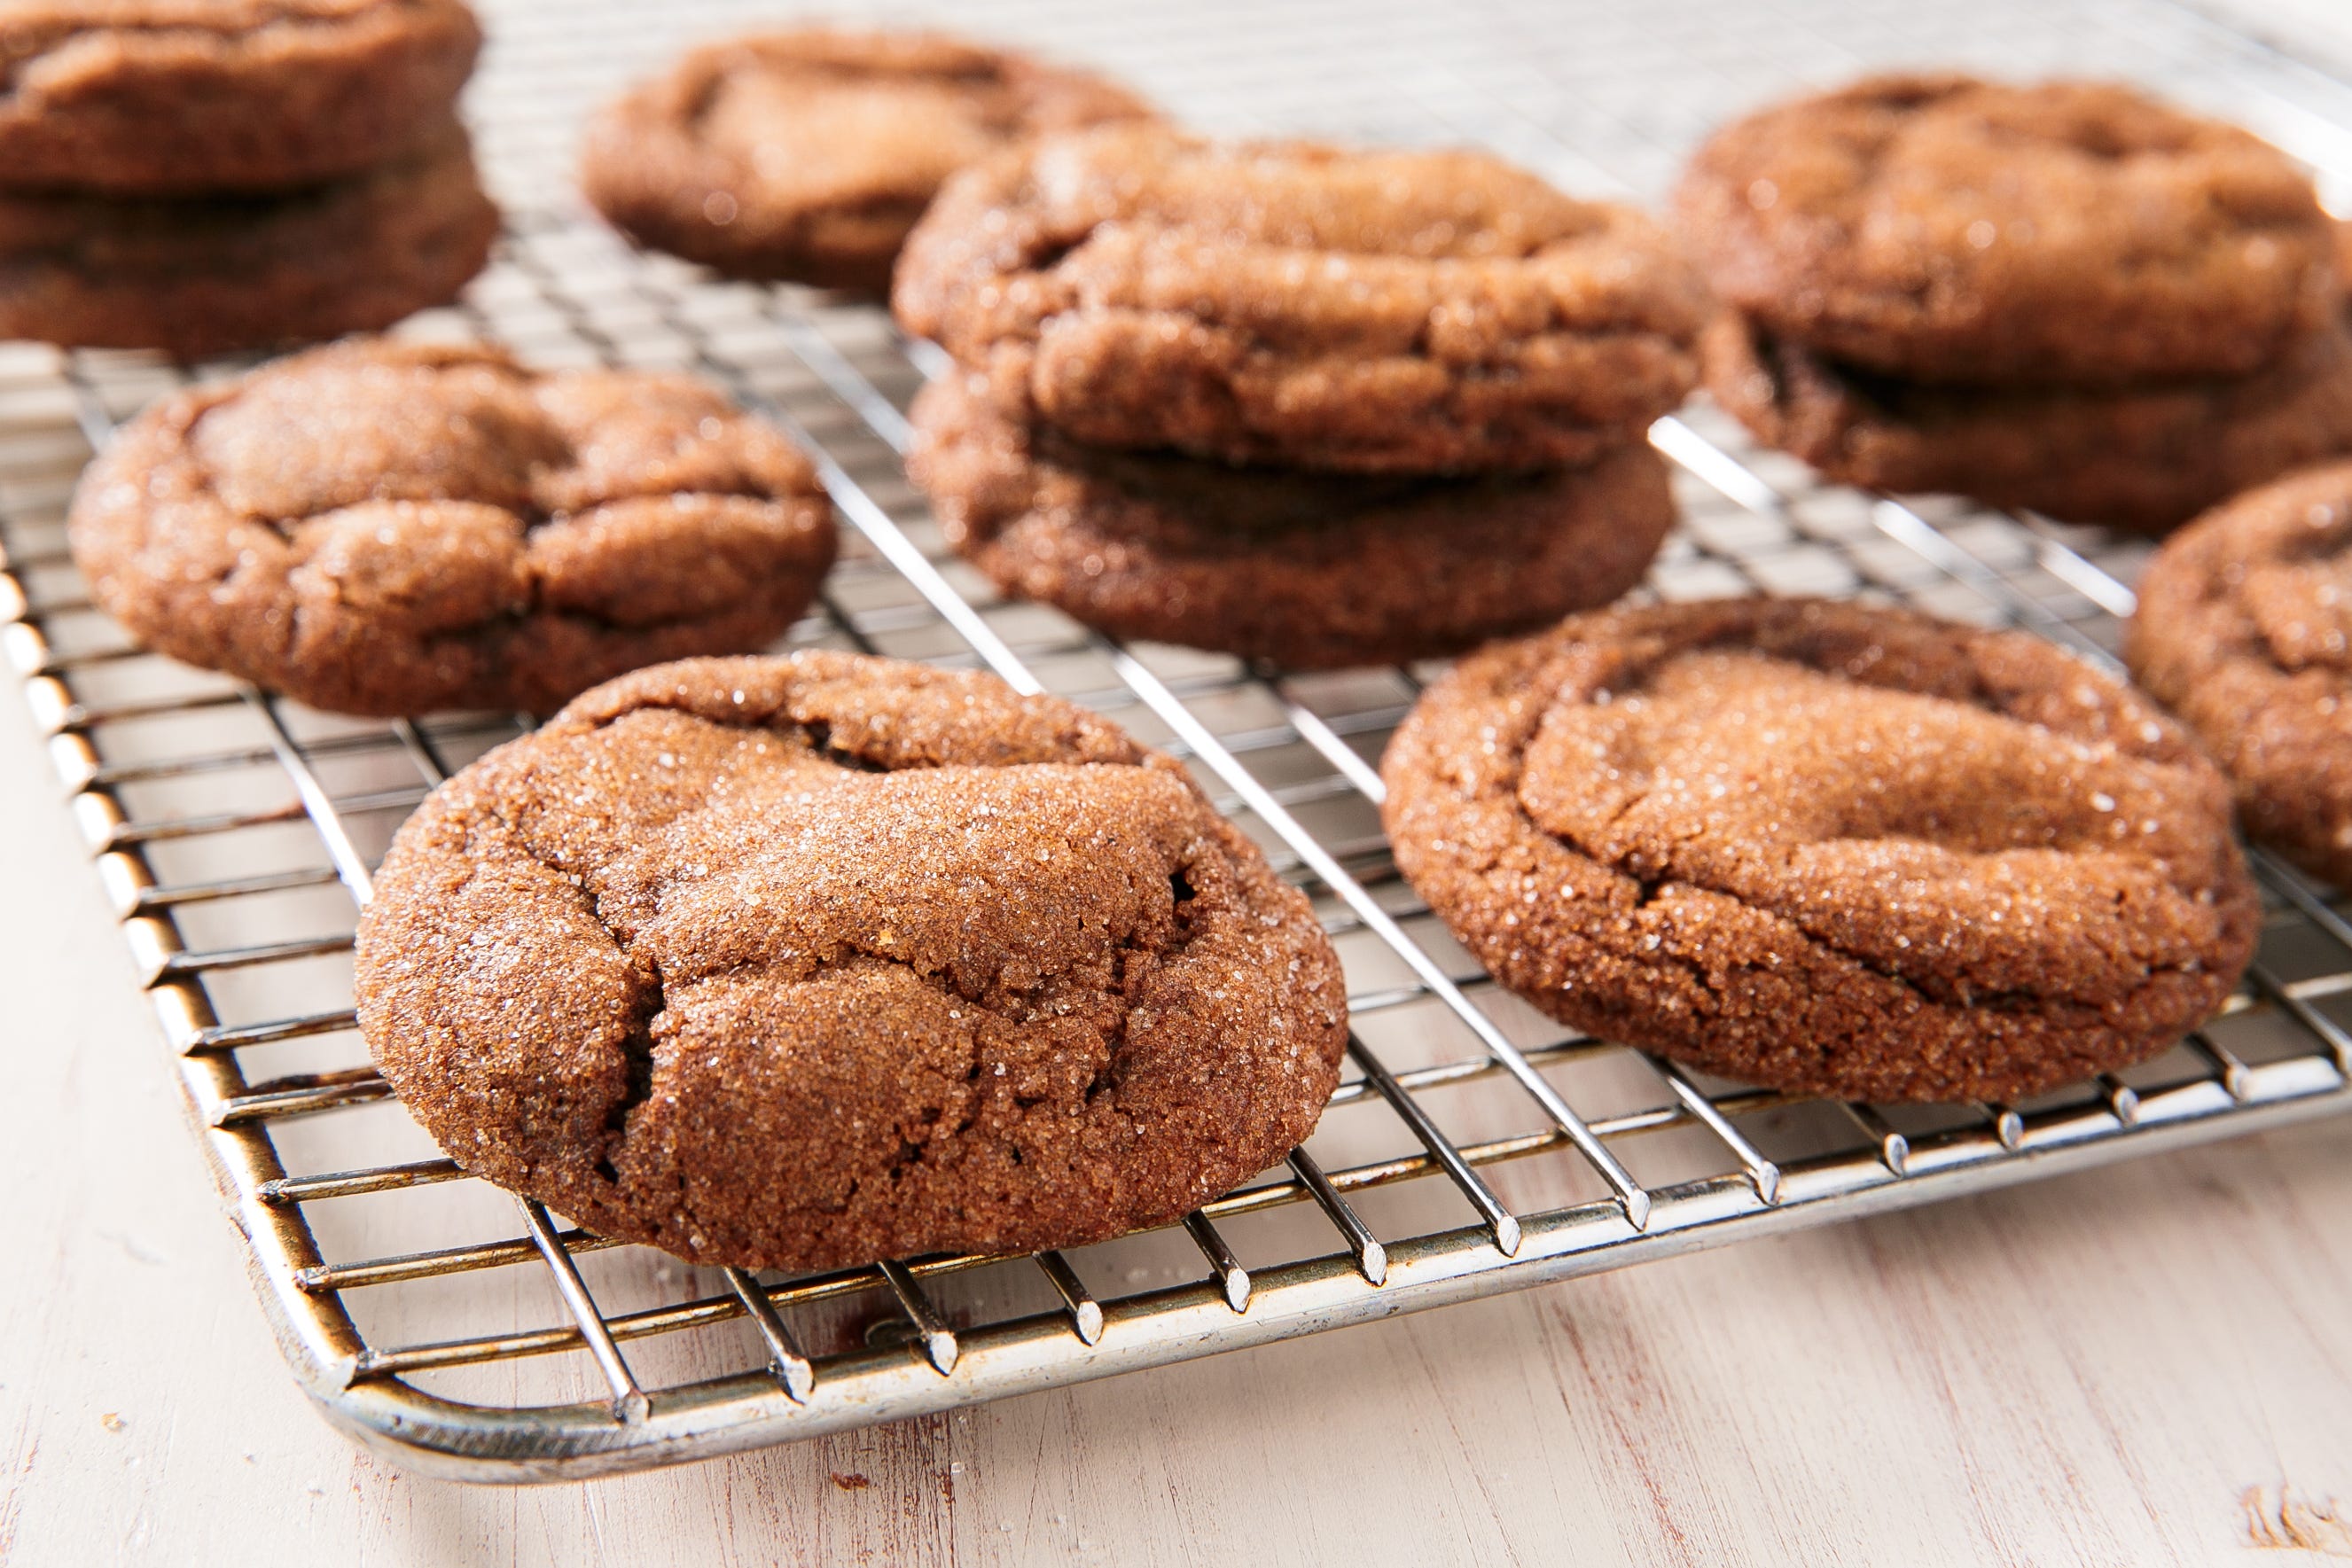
3, 0, 2352, 1483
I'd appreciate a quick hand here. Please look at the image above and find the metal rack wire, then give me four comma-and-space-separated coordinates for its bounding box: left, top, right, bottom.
3, 0, 2351, 1483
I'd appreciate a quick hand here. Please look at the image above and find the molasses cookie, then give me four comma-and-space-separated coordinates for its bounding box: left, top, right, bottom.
1382, 597, 2258, 1103
1701, 310, 2352, 533
2127, 461, 2352, 885
0, 0, 482, 194
895, 125, 1711, 473
356, 652, 1349, 1272
581, 28, 1153, 294
1674, 74, 2335, 386
0, 119, 497, 358
69, 339, 837, 715
909, 373, 1675, 667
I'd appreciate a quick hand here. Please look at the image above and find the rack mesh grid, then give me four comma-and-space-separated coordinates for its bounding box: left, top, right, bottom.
4, 0, 2351, 1484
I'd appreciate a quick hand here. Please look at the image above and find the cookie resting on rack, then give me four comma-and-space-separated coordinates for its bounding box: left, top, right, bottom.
67, 339, 836, 715
1380, 597, 2260, 1103
0, 117, 497, 358
907, 372, 1676, 667
354, 652, 1350, 1273
2127, 460, 2352, 886
0, 0, 482, 194
894, 124, 1711, 473
581, 27, 1153, 294
1673, 74, 2338, 386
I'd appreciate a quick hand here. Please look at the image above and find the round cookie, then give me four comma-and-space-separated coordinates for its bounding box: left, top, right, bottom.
69, 339, 838, 716
356, 651, 1349, 1272
0, 0, 481, 195
1701, 310, 2352, 534
1381, 597, 2259, 1103
908, 373, 1676, 668
1674, 74, 2336, 386
895, 124, 1711, 473
2126, 461, 2352, 885
580, 28, 1153, 294
0, 119, 497, 359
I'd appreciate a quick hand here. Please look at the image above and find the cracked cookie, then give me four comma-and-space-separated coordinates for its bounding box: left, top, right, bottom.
0, 0, 482, 194
68, 339, 836, 715
580, 27, 1153, 294
894, 124, 1710, 473
908, 372, 1676, 667
1700, 308, 2352, 534
1674, 74, 2336, 387
1381, 597, 2259, 1103
2127, 461, 2352, 885
355, 651, 1349, 1272
0, 117, 497, 357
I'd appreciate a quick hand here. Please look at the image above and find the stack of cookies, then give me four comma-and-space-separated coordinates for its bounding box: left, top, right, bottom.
895, 125, 1710, 669
1676, 74, 2352, 534
0, 0, 497, 360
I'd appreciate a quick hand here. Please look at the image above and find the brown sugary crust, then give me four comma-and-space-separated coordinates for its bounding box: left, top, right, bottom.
0, 119, 497, 359
355, 652, 1349, 1272
580, 28, 1153, 294
895, 124, 1710, 473
0, 0, 481, 194
1673, 74, 2335, 387
2126, 462, 2352, 885
1701, 311, 2352, 534
906, 373, 1675, 668
68, 339, 838, 716
1381, 597, 2259, 1103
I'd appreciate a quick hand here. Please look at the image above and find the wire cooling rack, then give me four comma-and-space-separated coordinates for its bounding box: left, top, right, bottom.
4, 0, 2352, 1485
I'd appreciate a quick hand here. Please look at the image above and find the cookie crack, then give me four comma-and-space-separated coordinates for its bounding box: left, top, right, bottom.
1535, 757, 2192, 1013
478, 773, 1219, 1208
446, 796, 664, 1191
797, 719, 893, 773
270, 537, 809, 682
668, 846, 1210, 1036
590, 958, 661, 1184
858, 898, 1207, 1190
1584, 838, 2200, 1016
178, 488, 823, 689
